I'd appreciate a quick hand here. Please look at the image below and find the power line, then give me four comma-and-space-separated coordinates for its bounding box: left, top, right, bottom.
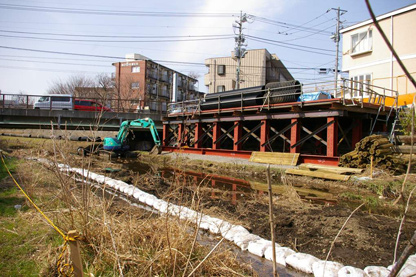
249, 15, 333, 35
0, 3, 237, 17
246, 35, 333, 52
0, 29, 234, 39
283, 9, 331, 33
0, 34, 235, 43
0, 64, 104, 74
0, 46, 335, 70
248, 37, 335, 56
0, 57, 113, 67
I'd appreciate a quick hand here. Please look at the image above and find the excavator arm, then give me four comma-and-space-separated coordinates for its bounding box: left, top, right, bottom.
103, 118, 161, 154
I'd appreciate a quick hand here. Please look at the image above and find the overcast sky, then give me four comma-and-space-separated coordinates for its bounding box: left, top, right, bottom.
0, 0, 414, 95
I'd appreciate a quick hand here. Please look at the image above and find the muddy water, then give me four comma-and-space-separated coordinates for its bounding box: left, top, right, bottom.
123, 160, 337, 206
117, 160, 339, 276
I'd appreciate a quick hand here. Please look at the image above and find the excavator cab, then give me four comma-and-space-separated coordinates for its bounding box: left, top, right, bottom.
103, 118, 162, 155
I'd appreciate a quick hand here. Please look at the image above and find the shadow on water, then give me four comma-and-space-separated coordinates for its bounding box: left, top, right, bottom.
123, 160, 337, 206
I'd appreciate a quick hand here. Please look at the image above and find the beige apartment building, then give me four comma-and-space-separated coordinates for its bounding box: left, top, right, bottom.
340, 4, 416, 105
204, 49, 293, 93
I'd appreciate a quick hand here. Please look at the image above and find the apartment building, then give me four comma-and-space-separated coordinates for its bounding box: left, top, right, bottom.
113, 53, 200, 112
204, 49, 294, 93
340, 4, 416, 105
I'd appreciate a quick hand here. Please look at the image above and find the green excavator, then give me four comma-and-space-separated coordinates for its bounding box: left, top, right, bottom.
78, 118, 162, 156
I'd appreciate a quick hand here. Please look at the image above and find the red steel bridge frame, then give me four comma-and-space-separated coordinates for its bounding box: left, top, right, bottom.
162, 98, 394, 166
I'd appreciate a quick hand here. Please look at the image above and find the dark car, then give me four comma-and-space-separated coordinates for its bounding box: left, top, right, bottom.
74, 99, 113, 112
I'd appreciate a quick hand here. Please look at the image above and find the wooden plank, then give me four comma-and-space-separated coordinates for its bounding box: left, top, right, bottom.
285, 168, 350, 181
250, 152, 299, 165
299, 163, 364, 174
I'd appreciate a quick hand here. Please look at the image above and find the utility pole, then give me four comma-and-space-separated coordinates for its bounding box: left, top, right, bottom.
331, 7, 347, 95
234, 11, 247, 90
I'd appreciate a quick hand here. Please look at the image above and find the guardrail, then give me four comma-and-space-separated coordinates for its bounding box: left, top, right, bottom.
0, 94, 168, 114
167, 79, 400, 115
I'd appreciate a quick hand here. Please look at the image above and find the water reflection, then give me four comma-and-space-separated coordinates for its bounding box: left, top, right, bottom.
123, 160, 337, 206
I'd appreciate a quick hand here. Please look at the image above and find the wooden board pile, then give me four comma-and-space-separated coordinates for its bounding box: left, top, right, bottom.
339, 134, 407, 174
285, 164, 363, 181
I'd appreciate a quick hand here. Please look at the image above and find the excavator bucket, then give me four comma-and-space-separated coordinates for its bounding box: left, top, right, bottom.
149, 145, 162, 155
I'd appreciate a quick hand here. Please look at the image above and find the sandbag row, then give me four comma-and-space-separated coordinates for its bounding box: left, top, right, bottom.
35, 158, 415, 277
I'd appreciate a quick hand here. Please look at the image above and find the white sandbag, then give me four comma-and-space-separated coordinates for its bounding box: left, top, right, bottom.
397, 263, 416, 277
312, 260, 344, 277
222, 225, 249, 241
157, 201, 168, 213
338, 266, 366, 277
198, 215, 213, 230
124, 185, 134, 194
124, 186, 134, 196
208, 218, 226, 234
183, 209, 198, 222
247, 239, 272, 257
264, 245, 291, 265
217, 222, 233, 235
177, 207, 192, 220
285, 253, 321, 274
138, 192, 153, 203
388, 257, 416, 277
105, 180, 117, 188
117, 183, 127, 192
234, 233, 261, 251
133, 190, 145, 199
364, 266, 390, 277
167, 204, 181, 216
151, 199, 163, 210
145, 195, 157, 207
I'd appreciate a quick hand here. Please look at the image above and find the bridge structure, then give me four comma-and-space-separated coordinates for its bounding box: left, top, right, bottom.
0, 94, 164, 131
0, 108, 163, 131
162, 79, 400, 165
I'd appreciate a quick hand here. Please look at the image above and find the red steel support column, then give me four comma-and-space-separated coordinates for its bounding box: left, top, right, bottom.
327, 117, 338, 157
260, 119, 269, 152
162, 124, 168, 147
290, 118, 301, 153
351, 119, 362, 148
194, 122, 202, 148
233, 121, 242, 151
212, 122, 221, 149
177, 123, 183, 146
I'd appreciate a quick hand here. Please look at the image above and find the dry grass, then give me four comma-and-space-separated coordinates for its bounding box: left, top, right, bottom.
0, 136, 255, 276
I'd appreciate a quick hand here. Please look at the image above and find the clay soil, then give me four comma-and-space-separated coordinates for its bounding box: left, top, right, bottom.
130, 155, 416, 270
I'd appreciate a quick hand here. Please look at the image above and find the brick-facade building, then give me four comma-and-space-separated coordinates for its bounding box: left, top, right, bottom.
113, 53, 200, 112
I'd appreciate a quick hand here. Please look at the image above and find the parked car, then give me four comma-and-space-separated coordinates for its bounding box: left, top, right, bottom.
74, 99, 113, 112
34, 94, 73, 110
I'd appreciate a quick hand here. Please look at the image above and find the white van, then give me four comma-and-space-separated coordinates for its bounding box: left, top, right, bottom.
34, 94, 74, 110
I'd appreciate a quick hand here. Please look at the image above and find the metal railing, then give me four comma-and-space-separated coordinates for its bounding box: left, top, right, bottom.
167, 79, 400, 115
0, 94, 169, 114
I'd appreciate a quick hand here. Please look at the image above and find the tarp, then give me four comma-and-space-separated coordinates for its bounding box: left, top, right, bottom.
298, 91, 332, 102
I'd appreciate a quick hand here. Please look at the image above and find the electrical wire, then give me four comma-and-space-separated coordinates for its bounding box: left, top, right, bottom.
0, 34, 234, 43
0, 29, 234, 39
0, 3, 237, 17
248, 37, 335, 56
0, 46, 334, 70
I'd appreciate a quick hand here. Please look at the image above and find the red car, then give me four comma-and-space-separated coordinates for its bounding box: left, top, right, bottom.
74, 99, 113, 112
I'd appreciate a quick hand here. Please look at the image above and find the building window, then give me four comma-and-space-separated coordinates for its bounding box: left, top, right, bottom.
217, 65, 226, 75
351, 30, 372, 55
131, 82, 139, 89
351, 74, 371, 97
217, 85, 226, 92
132, 66, 140, 73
